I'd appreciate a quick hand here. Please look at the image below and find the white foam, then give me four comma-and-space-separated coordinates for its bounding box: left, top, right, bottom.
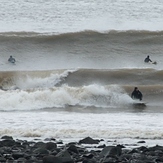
0, 84, 132, 111
0, 111, 162, 142
14, 69, 77, 89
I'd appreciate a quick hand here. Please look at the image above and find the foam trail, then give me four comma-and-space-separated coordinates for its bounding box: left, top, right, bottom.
0, 84, 133, 111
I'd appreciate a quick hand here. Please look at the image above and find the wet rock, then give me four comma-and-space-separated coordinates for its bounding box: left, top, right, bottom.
97, 144, 106, 148
33, 141, 46, 149
44, 138, 56, 141
45, 142, 57, 151
43, 155, 62, 163
137, 140, 146, 143
56, 149, 73, 163
12, 152, 24, 159
0, 139, 16, 147
1, 136, 13, 140
0, 157, 6, 162
99, 145, 122, 158
33, 148, 49, 156
82, 153, 94, 159
67, 144, 79, 154
0, 136, 162, 162
79, 137, 100, 144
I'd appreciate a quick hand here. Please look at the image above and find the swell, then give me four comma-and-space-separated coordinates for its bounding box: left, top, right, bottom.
0, 68, 163, 111
61, 68, 163, 86
1, 30, 163, 64
0, 30, 163, 45
0, 68, 163, 89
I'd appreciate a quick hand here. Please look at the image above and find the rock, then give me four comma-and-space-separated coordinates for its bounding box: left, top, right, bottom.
44, 137, 56, 141
12, 152, 24, 159
67, 144, 79, 154
148, 145, 163, 151
102, 156, 118, 163
82, 153, 94, 159
17, 157, 27, 162
33, 141, 46, 148
43, 155, 62, 163
0, 157, 6, 162
97, 144, 106, 148
57, 140, 63, 144
56, 149, 73, 163
45, 142, 57, 151
137, 146, 148, 152
1, 136, 13, 140
0, 136, 162, 163
137, 140, 146, 143
99, 145, 122, 158
79, 137, 100, 144
33, 148, 49, 155
1, 139, 16, 147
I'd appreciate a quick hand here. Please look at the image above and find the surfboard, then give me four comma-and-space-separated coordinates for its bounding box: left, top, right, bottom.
152, 61, 157, 65
8, 58, 16, 64
133, 102, 146, 106
133, 101, 146, 107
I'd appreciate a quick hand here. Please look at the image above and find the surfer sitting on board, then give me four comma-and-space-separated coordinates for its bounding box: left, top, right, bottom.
8, 56, 16, 63
131, 87, 143, 101
144, 55, 152, 63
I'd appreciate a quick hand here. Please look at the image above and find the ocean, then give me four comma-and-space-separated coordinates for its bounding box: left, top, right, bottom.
0, 0, 163, 147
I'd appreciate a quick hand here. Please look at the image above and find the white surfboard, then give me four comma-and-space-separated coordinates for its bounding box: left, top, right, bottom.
133, 101, 147, 107
152, 61, 157, 65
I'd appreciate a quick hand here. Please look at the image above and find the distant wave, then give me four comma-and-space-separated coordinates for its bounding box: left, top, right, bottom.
1, 68, 163, 89
55, 68, 163, 87
0, 29, 163, 48
0, 29, 163, 37
0, 29, 163, 71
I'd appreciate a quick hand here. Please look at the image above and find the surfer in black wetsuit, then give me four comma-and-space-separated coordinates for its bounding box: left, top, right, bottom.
131, 87, 143, 101
8, 56, 16, 63
144, 55, 152, 63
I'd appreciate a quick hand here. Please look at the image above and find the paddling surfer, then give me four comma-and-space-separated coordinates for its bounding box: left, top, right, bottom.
8, 56, 16, 63
131, 87, 143, 101
144, 55, 152, 63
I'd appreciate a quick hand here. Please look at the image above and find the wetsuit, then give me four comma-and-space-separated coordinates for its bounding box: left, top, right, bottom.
144, 56, 152, 63
8, 57, 15, 63
131, 89, 143, 101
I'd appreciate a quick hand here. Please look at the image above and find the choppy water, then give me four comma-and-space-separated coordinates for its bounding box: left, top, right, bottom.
0, 0, 163, 146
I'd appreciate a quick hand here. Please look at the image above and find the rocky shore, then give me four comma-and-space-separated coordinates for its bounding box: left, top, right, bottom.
0, 136, 162, 163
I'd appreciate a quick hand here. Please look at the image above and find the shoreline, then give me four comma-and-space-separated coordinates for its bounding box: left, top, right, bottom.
0, 136, 162, 163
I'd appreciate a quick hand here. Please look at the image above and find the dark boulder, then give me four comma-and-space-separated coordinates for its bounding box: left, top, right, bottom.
33, 141, 46, 149
1, 136, 13, 140
79, 137, 100, 144
137, 140, 146, 143
67, 144, 79, 154
0, 157, 6, 162
43, 155, 62, 163
99, 145, 122, 158
12, 152, 24, 159
33, 148, 49, 156
45, 142, 57, 151
56, 149, 73, 163
0, 139, 16, 147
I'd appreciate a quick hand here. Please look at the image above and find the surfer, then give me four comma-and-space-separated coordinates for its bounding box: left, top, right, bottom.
8, 56, 16, 63
131, 87, 143, 101
144, 55, 152, 63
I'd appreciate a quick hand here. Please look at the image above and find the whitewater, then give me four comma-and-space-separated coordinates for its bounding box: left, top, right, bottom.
0, 0, 163, 147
